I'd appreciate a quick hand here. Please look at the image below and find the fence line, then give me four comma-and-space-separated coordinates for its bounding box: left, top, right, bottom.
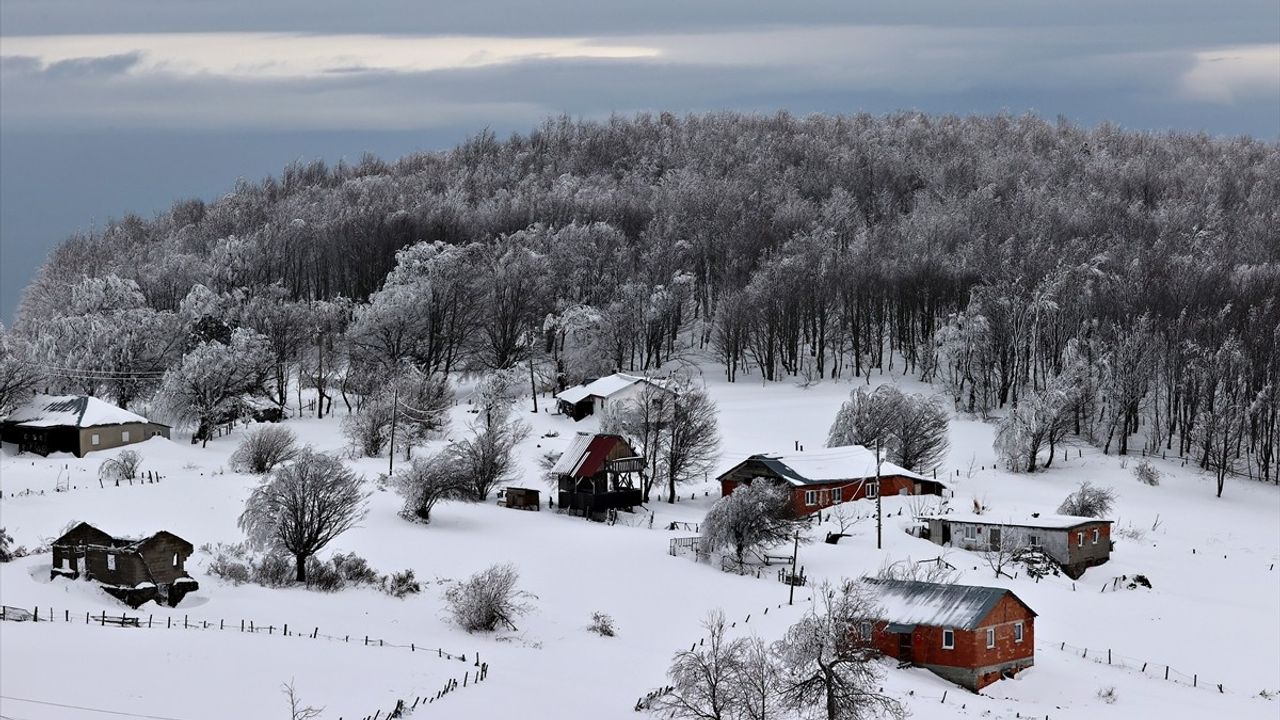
1052, 640, 1225, 694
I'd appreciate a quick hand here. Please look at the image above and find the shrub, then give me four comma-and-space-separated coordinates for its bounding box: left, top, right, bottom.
331, 552, 381, 585
230, 426, 299, 474
1133, 460, 1161, 486
304, 556, 347, 592
1098, 686, 1117, 704
0, 527, 13, 562
1057, 481, 1117, 517
252, 552, 295, 588
384, 569, 421, 598
206, 544, 253, 585
99, 450, 143, 482
342, 401, 394, 458
444, 563, 535, 632
588, 611, 616, 637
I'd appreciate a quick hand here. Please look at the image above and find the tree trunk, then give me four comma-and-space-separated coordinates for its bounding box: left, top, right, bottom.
295, 554, 307, 583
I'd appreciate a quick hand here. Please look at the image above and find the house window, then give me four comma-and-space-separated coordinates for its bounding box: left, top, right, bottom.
121, 430, 131, 442
1029, 534, 1041, 547
986, 628, 996, 649
91, 434, 101, 446
832, 487, 843, 504
1077, 532, 1084, 548
1092, 529, 1100, 544
942, 628, 955, 649
963, 525, 977, 541
804, 490, 818, 506
860, 622, 872, 640
172, 553, 179, 568
106, 554, 116, 571
866, 481, 879, 499
1014, 622, 1024, 643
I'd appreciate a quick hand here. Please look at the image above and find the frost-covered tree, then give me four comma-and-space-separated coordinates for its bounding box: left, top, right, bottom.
238, 450, 368, 583
827, 385, 949, 472
547, 304, 614, 387
230, 426, 300, 474
393, 453, 468, 523
993, 386, 1071, 473
655, 610, 745, 720
661, 383, 721, 503
449, 410, 531, 501
157, 328, 273, 446
444, 562, 535, 632
774, 580, 903, 720
601, 382, 672, 502
1057, 481, 1117, 517
701, 481, 802, 565
0, 326, 42, 415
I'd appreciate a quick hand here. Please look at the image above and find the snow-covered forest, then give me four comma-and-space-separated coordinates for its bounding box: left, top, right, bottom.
4, 112, 1276, 491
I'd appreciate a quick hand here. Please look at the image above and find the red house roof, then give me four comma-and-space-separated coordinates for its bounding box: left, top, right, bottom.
552, 433, 634, 478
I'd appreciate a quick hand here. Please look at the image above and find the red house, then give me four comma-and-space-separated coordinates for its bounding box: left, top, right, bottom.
552, 433, 646, 518
862, 578, 1036, 691
716, 445, 947, 517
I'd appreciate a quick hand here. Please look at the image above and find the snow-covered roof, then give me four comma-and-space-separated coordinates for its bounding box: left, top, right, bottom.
555, 373, 667, 404
552, 433, 597, 475
726, 445, 930, 485
550, 433, 635, 478
921, 512, 1110, 529
865, 578, 1034, 630
3, 394, 156, 428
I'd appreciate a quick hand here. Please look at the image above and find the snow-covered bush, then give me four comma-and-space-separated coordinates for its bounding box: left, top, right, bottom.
384, 569, 421, 598
303, 556, 347, 592
444, 563, 535, 632
1133, 459, 1161, 486
392, 453, 468, 522
100, 450, 143, 482
205, 543, 252, 585
877, 556, 959, 585
252, 553, 295, 587
1057, 481, 1117, 517
588, 612, 616, 637
1098, 686, 1118, 704
342, 400, 394, 457
229, 426, 299, 474
332, 552, 381, 586
0, 527, 14, 562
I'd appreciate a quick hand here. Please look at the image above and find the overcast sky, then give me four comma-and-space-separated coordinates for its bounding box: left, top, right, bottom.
2, 1, 1277, 320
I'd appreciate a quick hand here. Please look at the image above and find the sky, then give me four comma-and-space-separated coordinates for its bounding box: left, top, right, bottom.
1, 1, 1278, 321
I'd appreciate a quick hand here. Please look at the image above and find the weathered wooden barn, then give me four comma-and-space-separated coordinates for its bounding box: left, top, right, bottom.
1, 395, 170, 457
50, 522, 198, 608
552, 433, 645, 517
863, 578, 1036, 691
717, 445, 947, 517
921, 512, 1112, 578
554, 373, 672, 420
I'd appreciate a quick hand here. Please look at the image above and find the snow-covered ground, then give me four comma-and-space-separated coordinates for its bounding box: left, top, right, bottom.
2, 367, 1277, 719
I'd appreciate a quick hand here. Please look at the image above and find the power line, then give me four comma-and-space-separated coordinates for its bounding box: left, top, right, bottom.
0, 696, 193, 720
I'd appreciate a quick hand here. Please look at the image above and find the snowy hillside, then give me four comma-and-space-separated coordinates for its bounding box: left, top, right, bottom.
2, 370, 1277, 720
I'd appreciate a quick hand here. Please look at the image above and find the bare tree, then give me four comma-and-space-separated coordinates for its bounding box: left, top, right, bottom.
978, 526, 1027, 578
662, 384, 721, 503
230, 426, 299, 474
239, 450, 368, 583
99, 449, 143, 482
450, 411, 531, 501
734, 635, 786, 720
444, 562, 535, 632
392, 453, 468, 522
1057, 481, 1117, 517
876, 555, 959, 585
701, 481, 804, 565
655, 610, 745, 720
281, 679, 323, 720
828, 385, 949, 472
774, 580, 904, 720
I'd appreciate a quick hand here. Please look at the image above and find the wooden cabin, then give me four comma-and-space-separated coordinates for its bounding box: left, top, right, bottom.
717, 445, 947, 517
553, 433, 645, 518
50, 522, 198, 608
921, 513, 1112, 578
862, 578, 1036, 691
555, 374, 672, 420
2, 395, 170, 458
502, 487, 542, 511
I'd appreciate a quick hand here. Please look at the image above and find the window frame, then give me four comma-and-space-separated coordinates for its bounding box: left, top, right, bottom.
866, 481, 879, 499
964, 525, 977, 540
804, 490, 818, 506
121, 430, 131, 442
91, 433, 101, 446
1092, 528, 1100, 544
1028, 534, 1041, 547
172, 553, 180, 568
986, 627, 996, 649
105, 553, 116, 571
942, 628, 955, 649
1014, 621, 1024, 643
832, 487, 843, 504
1077, 532, 1084, 548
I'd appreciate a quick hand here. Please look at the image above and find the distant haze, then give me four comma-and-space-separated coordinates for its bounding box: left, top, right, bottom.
2, 0, 1277, 321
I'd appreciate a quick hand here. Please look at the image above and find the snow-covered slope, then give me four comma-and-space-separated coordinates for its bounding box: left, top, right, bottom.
2, 369, 1276, 719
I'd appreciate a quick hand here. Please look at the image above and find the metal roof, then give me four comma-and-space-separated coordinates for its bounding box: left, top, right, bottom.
921, 512, 1110, 529
721, 445, 934, 486
4, 394, 156, 428
864, 577, 1034, 631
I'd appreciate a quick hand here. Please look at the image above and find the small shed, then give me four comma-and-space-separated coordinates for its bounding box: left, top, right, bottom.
553, 433, 645, 518
1, 395, 170, 457
555, 374, 672, 420
502, 487, 542, 511
717, 445, 947, 517
50, 522, 198, 608
921, 512, 1113, 578
863, 577, 1036, 691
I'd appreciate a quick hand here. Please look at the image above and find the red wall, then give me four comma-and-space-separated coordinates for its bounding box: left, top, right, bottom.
720, 475, 935, 517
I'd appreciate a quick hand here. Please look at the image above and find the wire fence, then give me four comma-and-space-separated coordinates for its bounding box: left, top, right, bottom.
1, 463, 166, 499
1051, 640, 1226, 694
1, 604, 494, 718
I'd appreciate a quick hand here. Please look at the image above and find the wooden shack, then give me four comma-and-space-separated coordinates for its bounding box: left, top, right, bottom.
717, 445, 947, 517
552, 433, 645, 518
863, 577, 1036, 691
2, 395, 170, 457
50, 522, 198, 608
554, 374, 672, 420
502, 487, 542, 511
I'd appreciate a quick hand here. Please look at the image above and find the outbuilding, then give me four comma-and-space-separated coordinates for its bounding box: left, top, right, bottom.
552, 433, 645, 518
1, 395, 170, 457
50, 522, 198, 608
921, 512, 1112, 578
716, 445, 947, 517
555, 373, 672, 420
862, 577, 1036, 691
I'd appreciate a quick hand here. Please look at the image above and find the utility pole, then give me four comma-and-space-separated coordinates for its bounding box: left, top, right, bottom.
875, 438, 883, 550
387, 381, 400, 476
788, 530, 800, 606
